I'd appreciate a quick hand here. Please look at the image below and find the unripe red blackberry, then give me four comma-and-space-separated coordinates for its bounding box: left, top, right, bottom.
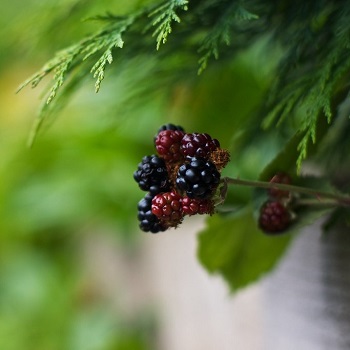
259, 200, 292, 234
269, 172, 292, 199
133, 155, 170, 195
152, 191, 183, 227
181, 133, 220, 159
155, 130, 185, 162
137, 194, 167, 233
182, 197, 214, 216
176, 157, 221, 199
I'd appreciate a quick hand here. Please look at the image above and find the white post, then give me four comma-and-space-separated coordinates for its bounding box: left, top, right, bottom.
262, 220, 350, 349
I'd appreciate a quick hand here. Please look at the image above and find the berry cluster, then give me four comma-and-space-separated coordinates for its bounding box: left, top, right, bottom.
258, 172, 294, 234
134, 124, 230, 233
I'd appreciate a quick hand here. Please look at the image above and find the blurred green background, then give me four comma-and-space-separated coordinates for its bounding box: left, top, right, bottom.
0, 0, 284, 349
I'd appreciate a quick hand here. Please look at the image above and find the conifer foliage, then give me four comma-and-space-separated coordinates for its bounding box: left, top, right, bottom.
19, 0, 350, 166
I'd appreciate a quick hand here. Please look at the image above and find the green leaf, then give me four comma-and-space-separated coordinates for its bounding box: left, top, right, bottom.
259, 132, 301, 180
259, 114, 331, 176
197, 209, 293, 291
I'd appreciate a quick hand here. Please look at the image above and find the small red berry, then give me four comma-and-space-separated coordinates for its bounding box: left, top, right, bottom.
152, 191, 183, 226
259, 200, 292, 234
155, 130, 185, 162
181, 133, 220, 159
269, 172, 292, 199
155, 124, 185, 138
182, 197, 214, 216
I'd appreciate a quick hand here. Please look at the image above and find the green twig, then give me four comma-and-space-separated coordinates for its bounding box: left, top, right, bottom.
223, 177, 350, 207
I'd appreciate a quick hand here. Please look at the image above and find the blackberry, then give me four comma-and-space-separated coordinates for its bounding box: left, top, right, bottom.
152, 191, 183, 227
137, 194, 167, 233
182, 197, 214, 216
269, 172, 292, 199
154, 124, 185, 146
156, 123, 185, 134
155, 130, 185, 162
181, 132, 220, 159
133, 155, 170, 195
258, 200, 292, 234
176, 157, 221, 199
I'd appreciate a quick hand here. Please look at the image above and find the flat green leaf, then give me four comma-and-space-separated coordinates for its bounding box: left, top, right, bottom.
260, 113, 333, 176
259, 132, 301, 181
197, 209, 293, 291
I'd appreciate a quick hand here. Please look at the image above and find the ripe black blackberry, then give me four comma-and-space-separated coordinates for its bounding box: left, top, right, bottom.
181, 132, 220, 159
133, 155, 170, 195
176, 157, 221, 199
137, 194, 167, 233
151, 191, 183, 227
258, 200, 292, 234
155, 129, 185, 162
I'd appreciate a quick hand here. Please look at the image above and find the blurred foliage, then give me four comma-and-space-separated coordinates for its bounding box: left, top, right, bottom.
1, 1, 163, 349
0, 247, 156, 350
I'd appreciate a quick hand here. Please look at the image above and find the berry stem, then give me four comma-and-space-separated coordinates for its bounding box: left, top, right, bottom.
295, 198, 342, 207
223, 177, 350, 207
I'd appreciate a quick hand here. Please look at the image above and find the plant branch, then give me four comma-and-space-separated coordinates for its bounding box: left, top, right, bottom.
223, 176, 350, 207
